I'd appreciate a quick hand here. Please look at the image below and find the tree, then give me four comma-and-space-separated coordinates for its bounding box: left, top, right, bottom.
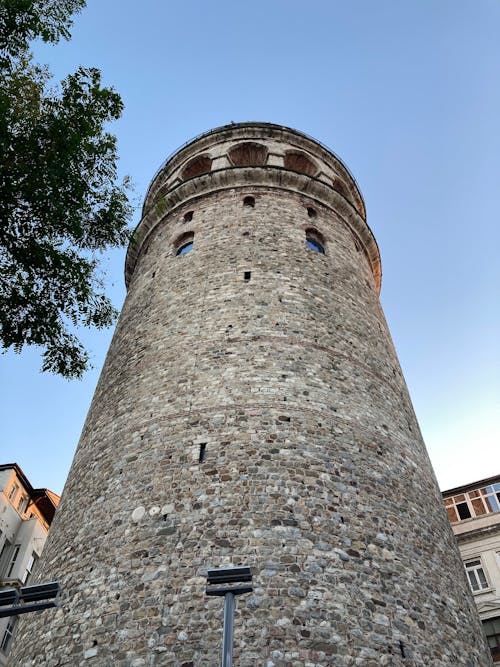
0, 1, 133, 378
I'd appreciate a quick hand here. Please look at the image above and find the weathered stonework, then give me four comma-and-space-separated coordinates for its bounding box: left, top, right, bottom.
12, 123, 491, 666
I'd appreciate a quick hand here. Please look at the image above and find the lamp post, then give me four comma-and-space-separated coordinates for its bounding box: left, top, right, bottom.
206, 566, 253, 667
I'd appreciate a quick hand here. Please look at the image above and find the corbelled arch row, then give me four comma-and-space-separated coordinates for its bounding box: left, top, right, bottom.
12, 122, 490, 667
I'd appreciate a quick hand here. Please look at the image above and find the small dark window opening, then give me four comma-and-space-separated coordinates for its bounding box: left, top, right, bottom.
184, 211, 193, 222
307, 207, 317, 218
399, 641, 406, 658
457, 502, 472, 520
244, 271, 251, 281
199, 443, 207, 463
243, 196, 255, 208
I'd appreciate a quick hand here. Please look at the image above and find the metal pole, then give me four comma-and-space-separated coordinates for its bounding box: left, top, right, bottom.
221, 591, 236, 667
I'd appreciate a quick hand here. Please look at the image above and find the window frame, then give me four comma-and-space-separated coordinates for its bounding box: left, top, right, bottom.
464, 558, 489, 593
7, 484, 19, 502
1, 617, 17, 654
445, 483, 500, 523
6, 544, 21, 578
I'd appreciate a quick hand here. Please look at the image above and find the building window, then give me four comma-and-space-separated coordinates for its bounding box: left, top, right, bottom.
306, 229, 325, 254
6, 544, 21, 578
17, 495, 27, 513
483, 617, 500, 662
175, 232, 194, 256
1, 617, 17, 654
444, 482, 500, 523
7, 484, 18, 502
465, 559, 489, 592
22, 551, 37, 583
243, 196, 255, 208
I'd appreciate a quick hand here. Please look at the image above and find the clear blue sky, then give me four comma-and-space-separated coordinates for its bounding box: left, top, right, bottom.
1, 0, 498, 494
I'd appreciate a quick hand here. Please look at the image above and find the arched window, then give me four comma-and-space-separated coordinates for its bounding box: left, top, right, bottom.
243, 196, 255, 208
228, 142, 268, 166
181, 155, 212, 180
305, 229, 325, 254
175, 232, 194, 256
284, 151, 317, 176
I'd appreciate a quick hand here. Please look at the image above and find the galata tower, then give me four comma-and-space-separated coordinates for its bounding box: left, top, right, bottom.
12, 123, 490, 666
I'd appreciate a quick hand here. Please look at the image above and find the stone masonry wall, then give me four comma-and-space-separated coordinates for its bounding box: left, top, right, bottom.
12, 123, 491, 667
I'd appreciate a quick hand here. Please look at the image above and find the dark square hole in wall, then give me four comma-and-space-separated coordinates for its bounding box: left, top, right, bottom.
244, 271, 251, 281
199, 443, 207, 463
184, 211, 194, 222
243, 196, 255, 208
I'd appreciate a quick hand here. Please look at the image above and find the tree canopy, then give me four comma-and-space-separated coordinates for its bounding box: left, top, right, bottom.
0, 0, 133, 378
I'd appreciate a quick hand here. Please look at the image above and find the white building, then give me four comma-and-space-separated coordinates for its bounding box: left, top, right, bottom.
443, 474, 500, 663
0, 463, 59, 665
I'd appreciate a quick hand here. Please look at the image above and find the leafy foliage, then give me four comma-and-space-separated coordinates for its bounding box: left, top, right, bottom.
0, 1, 132, 377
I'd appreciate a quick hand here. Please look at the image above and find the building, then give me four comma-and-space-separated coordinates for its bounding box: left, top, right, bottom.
0, 463, 59, 664
444, 475, 500, 663
12, 123, 491, 665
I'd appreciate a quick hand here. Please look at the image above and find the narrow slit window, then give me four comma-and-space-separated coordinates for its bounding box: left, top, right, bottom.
199, 443, 207, 463
244, 271, 251, 281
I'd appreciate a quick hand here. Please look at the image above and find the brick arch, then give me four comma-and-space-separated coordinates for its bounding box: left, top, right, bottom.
181, 155, 212, 180
228, 142, 268, 167
284, 150, 317, 176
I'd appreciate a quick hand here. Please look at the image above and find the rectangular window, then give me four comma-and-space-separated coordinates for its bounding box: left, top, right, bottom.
22, 551, 37, 584
17, 495, 27, 513
483, 616, 500, 662
444, 482, 500, 522
0, 617, 16, 654
6, 544, 21, 578
7, 484, 18, 502
465, 559, 489, 592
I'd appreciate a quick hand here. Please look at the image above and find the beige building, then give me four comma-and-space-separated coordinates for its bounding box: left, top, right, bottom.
0, 463, 59, 665
443, 475, 500, 663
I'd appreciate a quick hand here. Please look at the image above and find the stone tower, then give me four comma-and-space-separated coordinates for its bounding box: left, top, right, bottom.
13, 123, 490, 666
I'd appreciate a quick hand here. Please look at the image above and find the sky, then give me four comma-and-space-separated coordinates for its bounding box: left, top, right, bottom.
1, 0, 499, 495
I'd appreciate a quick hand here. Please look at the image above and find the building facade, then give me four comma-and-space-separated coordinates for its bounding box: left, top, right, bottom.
12, 123, 491, 665
0, 463, 59, 664
444, 475, 500, 663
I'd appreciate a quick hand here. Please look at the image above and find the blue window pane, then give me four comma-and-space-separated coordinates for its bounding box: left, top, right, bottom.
306, 238, 325, 254
176, 242, 193, 256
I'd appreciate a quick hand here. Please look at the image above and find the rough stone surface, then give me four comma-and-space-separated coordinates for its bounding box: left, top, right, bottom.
12, 123, 491, 666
